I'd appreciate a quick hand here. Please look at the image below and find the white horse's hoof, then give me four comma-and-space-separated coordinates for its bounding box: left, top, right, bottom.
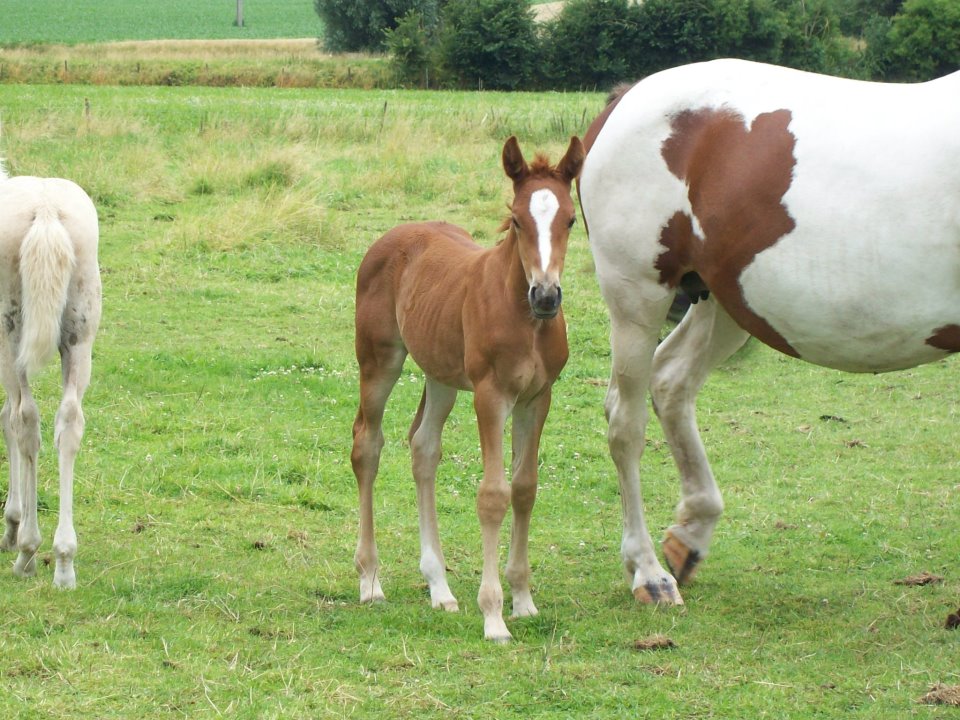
663, 529, 704, 585
632, 575, 684, 606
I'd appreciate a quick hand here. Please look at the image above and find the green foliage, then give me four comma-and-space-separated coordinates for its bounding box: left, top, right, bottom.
314, 0, 439, 52
640, 0, 783, 74
886, 0, 960, 80
439, 0, 539, 90
833, 0, 905, 36
540, 0, 643, 90
384, 10, 437, 87
775, 0, 859, 76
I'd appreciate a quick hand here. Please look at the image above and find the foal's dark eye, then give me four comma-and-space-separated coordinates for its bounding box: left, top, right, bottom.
511, 216, 520, 229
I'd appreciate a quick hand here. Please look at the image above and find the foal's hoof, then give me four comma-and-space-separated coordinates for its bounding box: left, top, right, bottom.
359, 577, 386, 604
433, 598, 459, 612
662, 530, 703, 586
12, 552, 37, 578
483, 617, 513, 643
632, 577, 684, 606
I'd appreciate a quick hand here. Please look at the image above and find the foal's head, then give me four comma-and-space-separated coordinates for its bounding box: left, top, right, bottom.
502, 135, 585, 320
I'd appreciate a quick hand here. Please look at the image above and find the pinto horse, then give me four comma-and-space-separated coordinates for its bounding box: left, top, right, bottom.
578, 59, 960, 606
352, 136, 584, 641
0, 159, 101, 588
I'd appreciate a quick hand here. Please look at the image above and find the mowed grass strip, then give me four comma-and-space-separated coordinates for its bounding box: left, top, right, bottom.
0, 83, 957, 718
0, 0, 321, 44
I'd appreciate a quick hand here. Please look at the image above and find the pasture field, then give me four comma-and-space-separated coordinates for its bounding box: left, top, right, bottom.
0, 83, 958, 718
0, 0, 321, 44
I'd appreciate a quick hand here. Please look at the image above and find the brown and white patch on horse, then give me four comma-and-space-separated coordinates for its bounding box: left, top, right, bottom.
656, 106, 800, 357
926, 324, 960, 353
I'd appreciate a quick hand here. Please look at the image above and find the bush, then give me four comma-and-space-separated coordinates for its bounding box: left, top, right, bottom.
439, 0, 539, 90
630, 0, 792, 78
385, 10, 438, 87
885, 0, 960, 80
541, 0, 643, 90
315, 0, 440, 52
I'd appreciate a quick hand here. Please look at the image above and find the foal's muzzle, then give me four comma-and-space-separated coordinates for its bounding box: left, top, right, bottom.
529, 284, 562, 319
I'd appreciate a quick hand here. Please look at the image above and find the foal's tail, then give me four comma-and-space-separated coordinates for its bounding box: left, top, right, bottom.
17, 202, 76, 378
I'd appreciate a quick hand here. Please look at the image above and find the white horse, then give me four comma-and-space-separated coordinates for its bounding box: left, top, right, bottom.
0, 158, 101, 588
578, 59, 960, 605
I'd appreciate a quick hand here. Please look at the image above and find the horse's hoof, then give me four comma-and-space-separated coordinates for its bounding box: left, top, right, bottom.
633, 579, 684, 606
434, 598, 459, 612
510, 593, 538, 619
359, 580, 385, 604
13, 554, 37, 578
483, 618, 513, 643
663, 530, 702, 586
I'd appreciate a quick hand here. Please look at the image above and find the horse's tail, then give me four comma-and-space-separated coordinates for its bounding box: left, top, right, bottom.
17, 200, 76, 378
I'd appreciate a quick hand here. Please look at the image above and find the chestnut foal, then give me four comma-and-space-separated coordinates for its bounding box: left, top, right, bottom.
351, 136, 584, 641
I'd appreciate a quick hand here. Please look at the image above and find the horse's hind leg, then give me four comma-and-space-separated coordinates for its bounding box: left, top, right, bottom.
0, 397, 22, 552
409, 377, 459, 611
352, 331, 405, 604
10, 380, 41, 580
505, 390, 551, 619
650, 300, 749, 585
51, 339, 94, 589
603, 291, 682, 604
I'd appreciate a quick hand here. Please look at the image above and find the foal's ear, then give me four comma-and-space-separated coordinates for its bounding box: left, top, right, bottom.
557, 136, 585, 184
502, 136, 528, 183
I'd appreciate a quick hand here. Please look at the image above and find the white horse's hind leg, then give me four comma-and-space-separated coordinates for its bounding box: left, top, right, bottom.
0, 399, 22, 551
409, 378, 459, 612
11, 383, 41, 579
604, 294, 684, 604
51, 340, 93, 589
650, 300, 749, 584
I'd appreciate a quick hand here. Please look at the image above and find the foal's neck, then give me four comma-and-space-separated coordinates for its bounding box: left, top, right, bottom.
493, 227, 532, 311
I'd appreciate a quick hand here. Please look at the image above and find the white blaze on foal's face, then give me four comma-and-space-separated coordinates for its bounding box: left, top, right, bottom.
529, 188, 560, 273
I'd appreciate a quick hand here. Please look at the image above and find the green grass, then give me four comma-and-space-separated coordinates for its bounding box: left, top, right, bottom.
0, 83, 958, 718
0, 0, 321, 44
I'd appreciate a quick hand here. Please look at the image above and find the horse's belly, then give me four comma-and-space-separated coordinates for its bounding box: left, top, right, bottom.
736, 235, 960, 372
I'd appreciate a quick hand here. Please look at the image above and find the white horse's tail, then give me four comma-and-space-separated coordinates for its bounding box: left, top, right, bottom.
17, 202, 76, 377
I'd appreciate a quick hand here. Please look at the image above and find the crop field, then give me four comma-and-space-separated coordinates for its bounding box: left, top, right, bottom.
0, 0, 321, 44
0, 80, 958, 718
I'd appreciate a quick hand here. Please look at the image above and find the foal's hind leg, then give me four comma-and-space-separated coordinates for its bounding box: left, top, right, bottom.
505, 390, 551, 619
409, 377, 459, 611
10, 379, 42, 580
50, 339, 94, 589
0, 397, 22, 552
650, 300, 748, 586
352, 338, 406, 604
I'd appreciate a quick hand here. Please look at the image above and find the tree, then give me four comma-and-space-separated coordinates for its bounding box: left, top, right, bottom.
385, 10, 438, 87
885, 0, 960, 80
541, 0, 643, 90
439, 0, 539, 90
315, 0, 440, 52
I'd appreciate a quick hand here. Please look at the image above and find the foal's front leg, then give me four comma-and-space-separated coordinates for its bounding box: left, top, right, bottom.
473, 382, 514, 642
505, 391, 551, 619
